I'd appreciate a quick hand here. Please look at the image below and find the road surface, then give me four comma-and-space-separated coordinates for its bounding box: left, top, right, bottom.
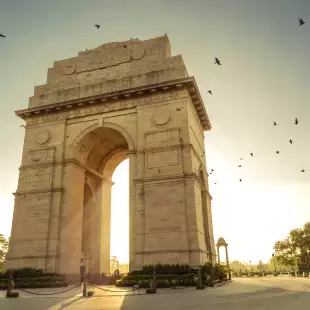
1, 276, 310, 309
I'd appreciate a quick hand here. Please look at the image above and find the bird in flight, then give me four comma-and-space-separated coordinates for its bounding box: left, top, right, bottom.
214, 57, 221, 65
239, 178, 242, 182
273, 121, 277, 126
250, 153, 254, 157
207, 90, 212, 95
301, 169, 305, 172
289, 139, 293, 144
240, 158, 243, 160
238, 165, 242, 167
294, 118, 299, 125
0, 33, 5, 38
95, 24, 100, 29
299, 18, 305, 26
276, 151, 280, 154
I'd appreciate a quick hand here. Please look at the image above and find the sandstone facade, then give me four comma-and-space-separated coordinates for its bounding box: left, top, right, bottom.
5, 35, 216, 278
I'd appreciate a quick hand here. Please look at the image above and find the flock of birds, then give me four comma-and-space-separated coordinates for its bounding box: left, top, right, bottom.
206, 18, 307, 185
0, 19, 307, 186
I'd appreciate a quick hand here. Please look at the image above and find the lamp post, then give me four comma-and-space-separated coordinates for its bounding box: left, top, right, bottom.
249, 260, 252, 273
272, 253, 277, 274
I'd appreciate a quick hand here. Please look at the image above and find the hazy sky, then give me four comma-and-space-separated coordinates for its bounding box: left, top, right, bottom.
0, 0, 310, 265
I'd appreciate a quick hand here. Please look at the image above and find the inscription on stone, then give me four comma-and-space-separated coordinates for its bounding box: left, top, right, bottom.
26, 93, 188, 126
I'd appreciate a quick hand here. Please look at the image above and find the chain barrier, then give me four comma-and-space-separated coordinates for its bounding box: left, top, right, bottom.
87, 282, 140, 294
18, 283, 81, 296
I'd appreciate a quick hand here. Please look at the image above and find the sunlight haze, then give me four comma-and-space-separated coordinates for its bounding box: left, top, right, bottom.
0, 0, 310, 266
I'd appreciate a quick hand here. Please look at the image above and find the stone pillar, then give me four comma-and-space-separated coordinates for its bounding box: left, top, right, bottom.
225, 245, 231, 280
217, 246, 221, 263
128, 152, 137, 271
225, 246, 229, 262
201, 190, 213, 262
205, 192, 216, 263
91, 179, 113, 278
58, 162, 85, 279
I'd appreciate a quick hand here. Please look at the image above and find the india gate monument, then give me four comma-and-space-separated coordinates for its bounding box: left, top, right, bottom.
5, 35, 216, 279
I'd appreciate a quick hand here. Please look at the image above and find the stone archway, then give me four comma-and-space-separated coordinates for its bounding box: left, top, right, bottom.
5, 35, 216, 279
58, 125, 132, 279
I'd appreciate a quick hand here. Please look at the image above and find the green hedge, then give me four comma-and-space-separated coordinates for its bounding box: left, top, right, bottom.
0, 281, 68, 290
116, 273, 197, 288
128, 264, 193, 276
0, 268, 60, 279
0, 276, 64, 285
0, 268, 68, 290
116, 263, 228, 288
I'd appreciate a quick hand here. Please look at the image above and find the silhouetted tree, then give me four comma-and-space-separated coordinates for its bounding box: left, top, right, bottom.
0, 234, 8, 271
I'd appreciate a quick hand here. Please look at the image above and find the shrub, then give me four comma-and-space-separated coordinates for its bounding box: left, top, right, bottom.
0, 268, 62, 279
129, 264, 193, 276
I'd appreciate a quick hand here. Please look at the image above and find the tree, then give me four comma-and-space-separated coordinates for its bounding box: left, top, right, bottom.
257, 260, 264, 272
0, 234, 8, 271
274, 238, 297, 271
110, 256, 119, 274
229, 260, 246, 272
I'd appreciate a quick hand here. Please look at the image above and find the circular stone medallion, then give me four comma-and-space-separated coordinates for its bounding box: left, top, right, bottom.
130, 43, 146, 60
63, 63, 76, 75
36, 131, 51, 145
153, 111, 170, 127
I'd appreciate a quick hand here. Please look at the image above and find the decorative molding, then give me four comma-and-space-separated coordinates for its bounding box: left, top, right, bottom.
13, 187, 64, 197
16, 77, 211, 131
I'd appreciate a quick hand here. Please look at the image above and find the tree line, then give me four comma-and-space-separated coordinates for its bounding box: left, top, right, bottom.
273, 221, 310, 271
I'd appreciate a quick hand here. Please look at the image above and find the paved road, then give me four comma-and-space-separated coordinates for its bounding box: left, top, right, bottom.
1, 277, 310, 309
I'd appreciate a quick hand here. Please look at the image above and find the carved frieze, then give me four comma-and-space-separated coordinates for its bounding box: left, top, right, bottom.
26, 93, 188, 126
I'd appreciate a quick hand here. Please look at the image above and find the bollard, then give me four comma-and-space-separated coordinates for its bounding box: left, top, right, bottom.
6, 269, 19, 298
83, 273, 87, 297
6, 270, 13, 298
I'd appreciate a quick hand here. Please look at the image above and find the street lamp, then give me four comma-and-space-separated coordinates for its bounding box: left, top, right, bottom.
272, 253, 277, 274
249, 260, 252, 273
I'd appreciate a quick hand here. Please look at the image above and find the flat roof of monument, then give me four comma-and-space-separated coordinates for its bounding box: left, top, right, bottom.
15, 76, 211, 131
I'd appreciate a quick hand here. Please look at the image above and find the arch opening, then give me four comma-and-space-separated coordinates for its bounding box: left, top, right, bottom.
76, 126, 130, 279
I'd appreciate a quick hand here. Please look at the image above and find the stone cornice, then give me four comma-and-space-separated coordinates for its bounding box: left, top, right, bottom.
13, 187, 64, 197
134, 172, 205, 184
16, 77, 211, 131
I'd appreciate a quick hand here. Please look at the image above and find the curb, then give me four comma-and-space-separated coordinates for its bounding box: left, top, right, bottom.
213, 280, 234, 288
